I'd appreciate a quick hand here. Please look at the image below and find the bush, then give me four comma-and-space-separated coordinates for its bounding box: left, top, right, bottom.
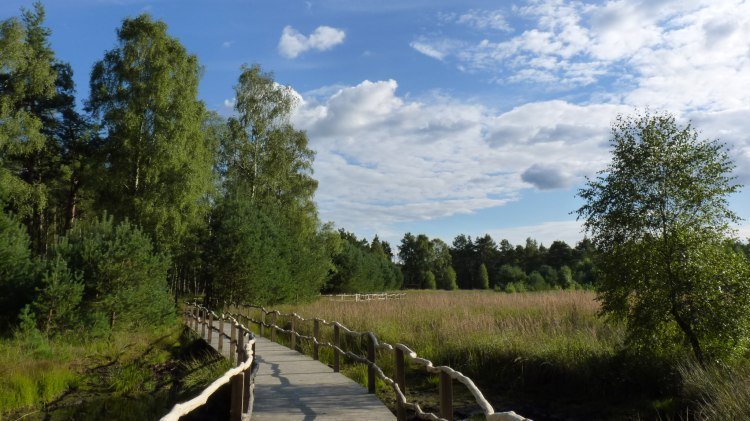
51, 215, 174, 331
32, 257, 84, 335
0, 210, 36, 332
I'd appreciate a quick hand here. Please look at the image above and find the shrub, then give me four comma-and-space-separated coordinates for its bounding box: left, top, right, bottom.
51, 215, 174, 331
0, 210, 36, 332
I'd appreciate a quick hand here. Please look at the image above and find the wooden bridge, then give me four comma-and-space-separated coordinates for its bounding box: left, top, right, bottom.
161, 302, 529, 421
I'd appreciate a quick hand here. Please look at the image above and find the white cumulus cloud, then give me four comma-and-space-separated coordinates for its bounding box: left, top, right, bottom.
278, 25, 346, 59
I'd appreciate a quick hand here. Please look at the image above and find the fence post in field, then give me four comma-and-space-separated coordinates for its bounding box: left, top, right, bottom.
313, 319, 320, 360
218, 315, 224, 354
395, 347, 407, 421
236, 328, 245, 367
230, 322, 237, 365
367, 333, 376, 393
333, 323, 341, 372
260, 310, 265, 337
291, 316, 296, 351
230, 372, 244, 421
207, 312, 213, 344
440, 371, 453, 421
271, 312, 278, 342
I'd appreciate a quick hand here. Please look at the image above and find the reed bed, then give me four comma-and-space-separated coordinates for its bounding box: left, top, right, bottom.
277, 290, 681, 419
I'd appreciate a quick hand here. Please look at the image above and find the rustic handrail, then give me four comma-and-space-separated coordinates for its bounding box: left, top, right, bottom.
322, 292, 406, 302
161, 303, 258, 421
225, 302, 527, 421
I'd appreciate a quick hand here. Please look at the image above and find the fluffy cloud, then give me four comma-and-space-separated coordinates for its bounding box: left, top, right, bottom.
278, 25, 345, 59
291, 80, 632, 232
453, 9, 513, 31
413, 0, 750, 112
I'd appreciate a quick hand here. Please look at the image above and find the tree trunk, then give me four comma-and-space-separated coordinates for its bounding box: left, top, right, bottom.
671, 304, 704, 366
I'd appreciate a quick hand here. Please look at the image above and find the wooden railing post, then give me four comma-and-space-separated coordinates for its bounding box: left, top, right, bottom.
236, 328, 245, 367
230, 372, 244, 421
440, 371, 453, 421
207, 311, 213, 344
218, 315, 224, 354
367, 333, 376, 394
201, 308, 206, 338
313, 319, 320, 360
243, 363, 252, 414
333, 323, 340, 372
395, 347, 407, 421
271, 312, 277, 342
260, 310, 265, 337
290, 316, 296, 351
230, 322, 237, 365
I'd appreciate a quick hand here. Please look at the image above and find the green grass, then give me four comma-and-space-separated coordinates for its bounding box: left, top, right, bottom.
0, 321, 228, 419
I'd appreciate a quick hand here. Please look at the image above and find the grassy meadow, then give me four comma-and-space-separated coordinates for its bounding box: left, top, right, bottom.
273, 290, 748, 420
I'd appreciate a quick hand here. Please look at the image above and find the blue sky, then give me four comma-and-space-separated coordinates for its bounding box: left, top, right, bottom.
3, 0, 749, 247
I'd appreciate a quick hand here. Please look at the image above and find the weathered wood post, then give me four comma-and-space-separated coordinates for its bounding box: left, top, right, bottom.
236, 328, 245, 367
395, 347, 407, 421
260, 310, 265, 337
201, 308, 206, 338
333, 323, 341, 372
230, 372, 244, 421
440, 371, 453, 421
271, 312, 278, 342
367, 333, 376, 393
290, 316, 296, 351
218, 314, 224, 354
207, 311, 213, 344
230, 322, 237, 365
243, 363, 252, 414
313, 319, 320, 360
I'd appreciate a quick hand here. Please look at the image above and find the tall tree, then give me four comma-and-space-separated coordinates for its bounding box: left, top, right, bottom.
0, 3, 66, 253
88, 14, 214, 258
577, 111, 750, 364
207, 64, 327, 303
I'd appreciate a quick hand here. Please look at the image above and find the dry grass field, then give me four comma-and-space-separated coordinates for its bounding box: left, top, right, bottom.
274, 290, 682, 419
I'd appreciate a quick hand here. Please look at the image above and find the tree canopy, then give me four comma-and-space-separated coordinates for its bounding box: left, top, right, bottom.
577, 111, 750, 363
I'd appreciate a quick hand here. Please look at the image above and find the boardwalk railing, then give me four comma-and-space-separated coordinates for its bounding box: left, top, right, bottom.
322, 292, 406, 302
161, 303, 259, 421
223, 302, 527, 421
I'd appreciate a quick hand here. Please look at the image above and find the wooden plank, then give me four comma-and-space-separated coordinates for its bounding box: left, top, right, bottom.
251, 336, 395, 420
200, 316, 395, 421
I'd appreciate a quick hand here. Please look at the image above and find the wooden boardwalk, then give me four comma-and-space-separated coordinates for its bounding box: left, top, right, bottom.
201, 318, 395, 420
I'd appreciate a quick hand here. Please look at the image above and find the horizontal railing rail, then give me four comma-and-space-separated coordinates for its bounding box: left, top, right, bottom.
161, 303, 258, 421
322, 292, 406, 301
221, 301, 527, 421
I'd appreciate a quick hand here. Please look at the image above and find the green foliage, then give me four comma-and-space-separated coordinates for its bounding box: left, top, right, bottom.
497, 264, 526, 288
477, 263, 490, 289
206, 190, 328, 304
527, 271, 549, 291
206, 64, 327, 304
88, 14, 214, 257
32, 257, 84, 335
327, 230, 402, 293
0, 210, 36, 331
399, 233, 455, 289
51, 215, 174, 331
577, 110, 749, 364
